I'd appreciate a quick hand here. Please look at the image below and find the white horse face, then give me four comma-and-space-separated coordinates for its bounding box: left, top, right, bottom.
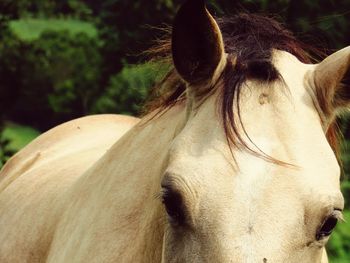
160, 1, 349, 262
160, 51, 344, 263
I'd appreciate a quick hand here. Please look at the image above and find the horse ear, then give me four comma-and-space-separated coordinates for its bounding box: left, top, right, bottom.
172, 0, 225, 85
313, 46, 350, 117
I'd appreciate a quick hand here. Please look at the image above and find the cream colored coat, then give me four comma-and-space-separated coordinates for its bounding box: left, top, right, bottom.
0, 114, 139, 262
0, 48, 348, 261
1, 0, 350, 261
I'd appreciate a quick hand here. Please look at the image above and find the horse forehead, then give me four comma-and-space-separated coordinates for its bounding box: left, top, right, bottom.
169, 50, 338, 178
271, 51, 340, 173
272, 50, 314, 87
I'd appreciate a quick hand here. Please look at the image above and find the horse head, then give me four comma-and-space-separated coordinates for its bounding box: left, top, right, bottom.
159, 1, 350, 262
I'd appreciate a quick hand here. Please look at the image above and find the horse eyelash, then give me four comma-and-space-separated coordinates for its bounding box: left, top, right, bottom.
154, 188, 170, 202
334, 211, 345, 222
154, 192, 163, 201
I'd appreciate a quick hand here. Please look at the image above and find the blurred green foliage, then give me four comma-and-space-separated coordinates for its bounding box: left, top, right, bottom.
0, 28, 101, 129
92, 62, 170, 115
2, 123, 40, 154
0, 123, 40, 166
0, 0, 349, 261
9, 19, 98, 41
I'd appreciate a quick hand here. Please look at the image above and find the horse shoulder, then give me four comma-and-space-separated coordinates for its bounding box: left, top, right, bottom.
0, 114, 139, 262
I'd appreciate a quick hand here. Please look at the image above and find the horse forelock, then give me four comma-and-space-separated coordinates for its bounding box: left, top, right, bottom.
144, 13, 340, 163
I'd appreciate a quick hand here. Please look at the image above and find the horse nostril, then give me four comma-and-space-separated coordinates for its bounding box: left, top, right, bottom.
263, 258, 267, 263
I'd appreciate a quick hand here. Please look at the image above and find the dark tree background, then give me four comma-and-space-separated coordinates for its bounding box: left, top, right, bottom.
0, 1, 349, 261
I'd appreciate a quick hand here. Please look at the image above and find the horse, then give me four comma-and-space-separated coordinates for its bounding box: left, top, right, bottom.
1, 0, 349, 262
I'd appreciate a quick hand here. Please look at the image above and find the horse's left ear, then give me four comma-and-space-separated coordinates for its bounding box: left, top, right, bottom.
172, 0, 225, 86
313, 46, 350, 117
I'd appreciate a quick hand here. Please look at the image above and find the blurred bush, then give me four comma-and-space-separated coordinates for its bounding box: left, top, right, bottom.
2, 122, 40, 152
92, 62, 169, 115
0, 26, 101, 130
0, 122, 40, 166
9, 18, 98, 41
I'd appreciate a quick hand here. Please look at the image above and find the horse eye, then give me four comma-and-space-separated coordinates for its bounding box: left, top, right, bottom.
316, 212, 340, 240
161, 188, 185, 226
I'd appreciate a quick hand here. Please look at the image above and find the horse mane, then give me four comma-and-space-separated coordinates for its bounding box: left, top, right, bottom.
143, 13, 340, 164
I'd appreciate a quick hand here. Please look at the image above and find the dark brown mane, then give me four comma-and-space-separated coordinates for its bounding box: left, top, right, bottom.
144, 13, 339, 163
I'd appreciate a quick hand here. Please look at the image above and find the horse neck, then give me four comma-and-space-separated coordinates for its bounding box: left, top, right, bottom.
63, 104, 188, 261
